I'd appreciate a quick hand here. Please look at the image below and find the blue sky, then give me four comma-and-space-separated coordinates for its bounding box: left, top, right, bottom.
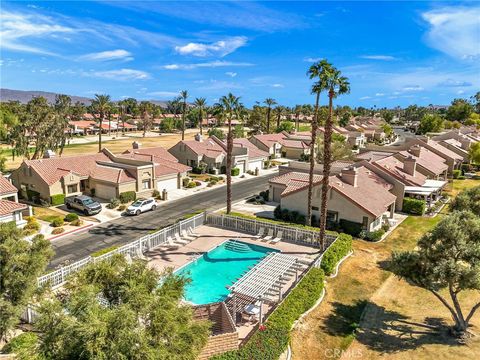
1, 1, 479, 108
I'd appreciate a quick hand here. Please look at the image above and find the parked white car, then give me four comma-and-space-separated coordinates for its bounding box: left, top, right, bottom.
126, 198, 157, 216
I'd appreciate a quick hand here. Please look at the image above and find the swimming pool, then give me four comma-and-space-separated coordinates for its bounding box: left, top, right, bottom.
176, 240, 279, 305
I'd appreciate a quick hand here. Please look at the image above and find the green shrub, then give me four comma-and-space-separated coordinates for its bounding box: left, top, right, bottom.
195, 181, 202, 186
365, 229, 385, 242
453, 169, 462, 179
458, 175, 466, 180
186, 181, 197, 188
107, 197, 120, 209
182, 177, 191, 187
338, 219, 363, 237
152, 189, 160, 198
51, 227, 65, 235
50, 193, 65, 206
71, 219, 83, 226
3, 332, 40, 360
64, 213, 79, 222
212, 268, 325, 360
91, 245, 119, 257
50, 217, 64, 227
118, 204, 127, 211
321, 233, 353, 275
231, 167, 240, 176
402, 198, 426, 215
22, 228, 37, 236
24, 219, 40, 231
119, 191, 136, 204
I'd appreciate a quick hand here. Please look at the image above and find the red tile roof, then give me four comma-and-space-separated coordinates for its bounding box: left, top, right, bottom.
373, 155, 427, 186
252, 133, 309, 150
0, 199, 27, 216
356, 151, 394, 162
398, 147, 448, 175
179, 138, 226, 159
0, 176, 18, 196
90, 165, 136, 184
424, 140, 463, 161
232, 138, 269, 160
121, 147, 191, 176
270, 166, 396, 217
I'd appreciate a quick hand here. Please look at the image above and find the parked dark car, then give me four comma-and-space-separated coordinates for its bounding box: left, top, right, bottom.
65, 195, 102, 216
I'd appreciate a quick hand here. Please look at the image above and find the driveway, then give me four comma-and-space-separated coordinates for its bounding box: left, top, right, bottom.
49, 173, 277, 269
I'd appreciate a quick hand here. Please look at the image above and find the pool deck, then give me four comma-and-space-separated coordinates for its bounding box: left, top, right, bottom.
146, 225, 320, 273
146, 225, 321, 344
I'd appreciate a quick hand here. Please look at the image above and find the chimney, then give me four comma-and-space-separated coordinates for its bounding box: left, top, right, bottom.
409, 144, 421, 157
403, 156, 417, 176
341, 166, 358, 187
132, 141, 141, 149
458, 136, 470, 150
43, 149, 55, 158
194, 133, 203, 142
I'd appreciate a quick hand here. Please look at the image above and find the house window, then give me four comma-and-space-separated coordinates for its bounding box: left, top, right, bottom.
67, 184, 78, 194
372, 216, 381, 229
311, 206, 319, 211
362, 216, 369, 230
142, 180, 151, 190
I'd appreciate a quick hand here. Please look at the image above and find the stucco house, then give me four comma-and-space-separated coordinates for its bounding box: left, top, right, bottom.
168, 135, 258, 175
249, 132, 310, 159
10, 147, 190, 202
411, 139, 463, 174
0, 175, 28, 226
393, 145, 449, 180
269, 166, 396, 232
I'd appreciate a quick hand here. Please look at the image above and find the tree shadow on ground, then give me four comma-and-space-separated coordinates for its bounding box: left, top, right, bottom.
322, 300, 461, 353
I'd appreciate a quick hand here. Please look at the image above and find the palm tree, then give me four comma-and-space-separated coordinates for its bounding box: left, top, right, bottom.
91, 94, 111, 152
139, 101, 153, 137
319, 65, 350, 248
263, 98, 276, 133
217, 93, 242, 214
294, 104, 303, 132
305, 60, 331, 227
274, 105, 286, 130
194, 98, 207, 135
180, 90, 188, 140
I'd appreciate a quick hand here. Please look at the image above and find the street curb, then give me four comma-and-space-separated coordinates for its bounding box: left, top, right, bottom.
49, 223, 94, 241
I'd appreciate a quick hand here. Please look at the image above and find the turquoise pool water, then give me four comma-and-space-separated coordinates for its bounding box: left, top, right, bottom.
176, 240, 279, 305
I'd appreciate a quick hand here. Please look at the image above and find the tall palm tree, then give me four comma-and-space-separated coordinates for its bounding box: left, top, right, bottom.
91, 94, 111, 152
194, 97, 207, 135
306, 60, 331, 227
180, 90, 188, 140
139, 101, 153, 137
294, 104, 303, 132
263, 98, 276, 133
274, 105, 286, 130
319, 66, 350, 248
217, 93, 242, 214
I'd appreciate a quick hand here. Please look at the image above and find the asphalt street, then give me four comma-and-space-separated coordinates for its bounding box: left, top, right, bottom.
49, 174, 276, 269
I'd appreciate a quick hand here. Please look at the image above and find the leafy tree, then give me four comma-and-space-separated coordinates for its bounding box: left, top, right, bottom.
276, 121, 295, 133
450, 186, 480, 215
159, 118, 176, 133
417, 113, 444, 134
207, 127, 225, 140
33, 255, 210, 359
0, 222, 52, 342
138, 101, 154, 137
316, 137, 353, 163
380, 109, 394, 123
390, 211, 480, 338
233, 124, 245, 138
446, 98, 474, 122
468, 142, 480, 165
471, 91, 480, 113
273, 105, 286, 129
339, 111, 350, 127
53, 94, 72, 155
402, 105, 427, 123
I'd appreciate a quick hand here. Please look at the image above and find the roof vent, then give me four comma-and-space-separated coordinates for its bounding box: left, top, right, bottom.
194, 133, 203, 142
132, 141, 141, 149
44, 149, 55, 158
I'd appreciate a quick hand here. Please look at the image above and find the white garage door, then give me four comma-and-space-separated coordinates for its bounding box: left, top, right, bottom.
248, 160, 263, 172
236, 160, 246, 174
157, 177, 178, 192
95, 183, 117, 200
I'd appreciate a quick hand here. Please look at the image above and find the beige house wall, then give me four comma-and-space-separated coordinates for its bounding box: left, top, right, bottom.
11, 163, 53, 200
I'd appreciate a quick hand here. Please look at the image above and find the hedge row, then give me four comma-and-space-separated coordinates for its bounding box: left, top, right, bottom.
119, 191, 136, 204
402, 197, 426, 215
338, 219, 363, 237
320, 233, 353, 275
212, 267, 325, 360
50, 194, 65, 206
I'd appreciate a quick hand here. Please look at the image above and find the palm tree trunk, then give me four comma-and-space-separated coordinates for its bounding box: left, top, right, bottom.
98, 116, 103, 153
122, 115, 125, 135
182, 102, 186, 140
266, 108, 271, 133
319, 90, 334, 249
295, 115, 300, 132
199, 109, 203, 135
226, 116, 233, 214
306, 92, 320, 226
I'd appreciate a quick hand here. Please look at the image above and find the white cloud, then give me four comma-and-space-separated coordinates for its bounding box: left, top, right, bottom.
88, 68, 150, 80
272, 83, 284, 88
79, 49, 133, 61
360, 96, 371, 100
457, 90, 465, 95
303, 57, 321, 62
422, 6, 480, 59
438, 79, 472, 87
360, 55, 396, 61
196, 79, 243, 91
225, 72, 237, 77
0, 10, 73, 55
375, 93, 385, 96
160, 60, 253, 70
402, 85, 424, 92
175, 36, 247, 57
